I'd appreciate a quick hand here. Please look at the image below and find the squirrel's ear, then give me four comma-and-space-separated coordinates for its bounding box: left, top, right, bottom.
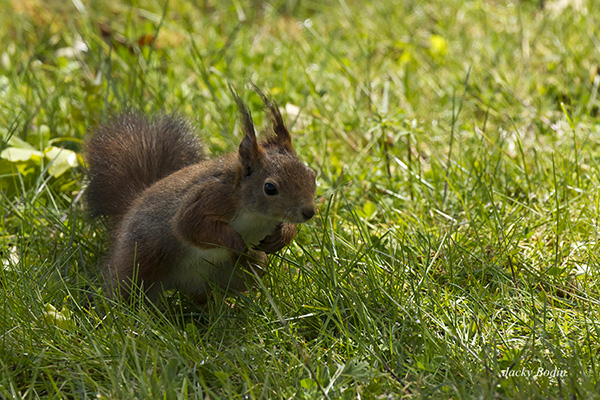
230, 85, 263, 174
251, 82, 294, 152
238, 129, 262, 174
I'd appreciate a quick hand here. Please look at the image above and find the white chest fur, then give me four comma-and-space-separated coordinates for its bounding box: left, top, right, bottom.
168, 246, 230, 295
231, 212, 280, 247
166, 212, 278, 297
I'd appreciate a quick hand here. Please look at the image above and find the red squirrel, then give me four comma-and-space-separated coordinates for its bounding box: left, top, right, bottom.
86, 85, 316, 303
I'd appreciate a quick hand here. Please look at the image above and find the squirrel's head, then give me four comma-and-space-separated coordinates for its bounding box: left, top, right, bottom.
232, 84, 316, 224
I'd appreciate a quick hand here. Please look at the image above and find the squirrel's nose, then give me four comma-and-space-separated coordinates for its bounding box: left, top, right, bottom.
301, 207, 315, 221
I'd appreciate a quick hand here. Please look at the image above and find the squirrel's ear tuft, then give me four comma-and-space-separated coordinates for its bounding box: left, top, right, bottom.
230, 84, 263, 174
250, 82, 294, 152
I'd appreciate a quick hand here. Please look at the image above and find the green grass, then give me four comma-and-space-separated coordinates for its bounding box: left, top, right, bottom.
1, 0, 600, 398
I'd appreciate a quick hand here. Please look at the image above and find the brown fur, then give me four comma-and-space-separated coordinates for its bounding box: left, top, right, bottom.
86, 88, 316, 303
86, 113, 204, 225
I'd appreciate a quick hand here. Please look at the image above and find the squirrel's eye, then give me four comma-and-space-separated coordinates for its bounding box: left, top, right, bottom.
264, 182, 279, 196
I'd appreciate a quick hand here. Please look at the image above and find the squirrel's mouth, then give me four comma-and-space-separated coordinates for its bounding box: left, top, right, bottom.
285, 206, 316, 224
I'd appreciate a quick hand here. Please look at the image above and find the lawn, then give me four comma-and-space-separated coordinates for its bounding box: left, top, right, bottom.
1, 0, 600, 398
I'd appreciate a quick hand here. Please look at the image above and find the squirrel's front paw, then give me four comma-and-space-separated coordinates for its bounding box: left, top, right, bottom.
256, 235, 286, 253
256, 223, 297, 253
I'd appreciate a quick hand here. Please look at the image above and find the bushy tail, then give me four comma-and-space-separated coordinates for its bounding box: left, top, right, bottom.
85, 112, 204, 225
